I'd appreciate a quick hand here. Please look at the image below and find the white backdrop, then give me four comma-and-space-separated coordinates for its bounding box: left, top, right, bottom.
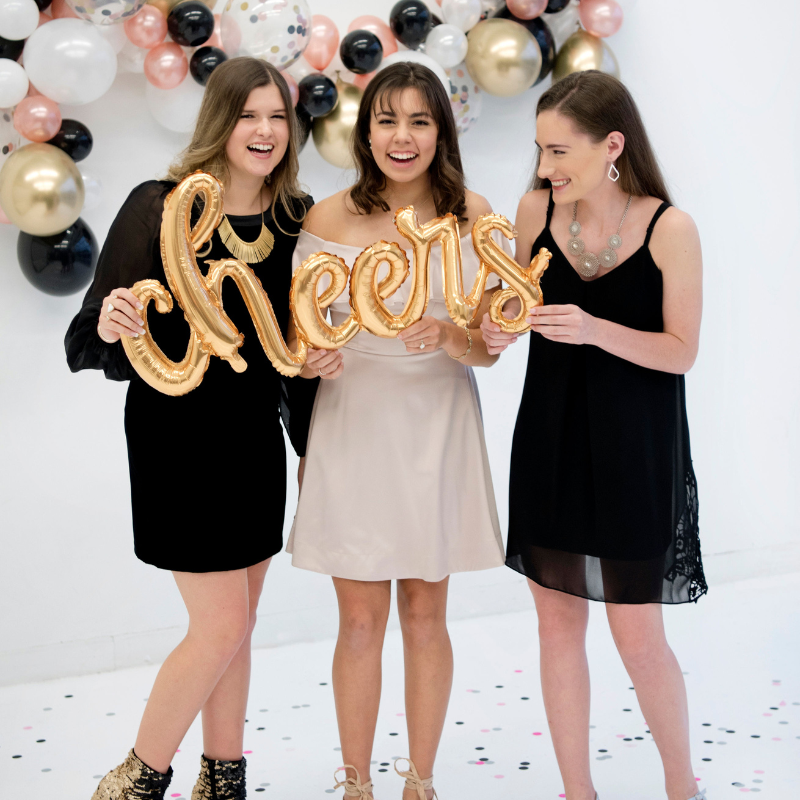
1, 0, 799, 685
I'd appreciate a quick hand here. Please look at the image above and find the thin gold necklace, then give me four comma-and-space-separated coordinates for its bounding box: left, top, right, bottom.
218, 189, 275, 264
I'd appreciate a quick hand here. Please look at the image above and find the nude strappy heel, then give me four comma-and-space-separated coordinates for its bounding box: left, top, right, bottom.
393, 758, 437, 800
333, 765, 375, 799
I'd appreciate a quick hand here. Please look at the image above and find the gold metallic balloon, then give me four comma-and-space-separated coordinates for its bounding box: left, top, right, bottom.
465, 18, 542, 98
552, 28, 620, 82
312, 78, 362, 170
0, 143, 84, 237
472, 214, 551, 333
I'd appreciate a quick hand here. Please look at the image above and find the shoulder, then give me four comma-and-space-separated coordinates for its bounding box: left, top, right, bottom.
302, 189, 351, 238
648, 204, 701, 273
274, 191, 313, 231
514, 189, 550, 240
125, 180, 174, 208
109, 180, 173, 233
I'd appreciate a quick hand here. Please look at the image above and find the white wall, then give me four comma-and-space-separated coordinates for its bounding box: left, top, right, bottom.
1, 0, 799, 685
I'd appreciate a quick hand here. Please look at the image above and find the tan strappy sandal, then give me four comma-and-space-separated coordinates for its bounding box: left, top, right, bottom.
393, 758, 437, 800
334, 765, 376, 799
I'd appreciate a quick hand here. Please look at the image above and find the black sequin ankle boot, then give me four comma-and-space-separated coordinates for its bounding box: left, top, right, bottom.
91, 749, 173, 800
191, 755, 247, 800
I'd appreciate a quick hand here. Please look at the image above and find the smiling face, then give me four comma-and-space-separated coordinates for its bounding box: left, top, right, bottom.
535, 109, 624, 204
368, 87, 439, 184
225, 83, 290, 182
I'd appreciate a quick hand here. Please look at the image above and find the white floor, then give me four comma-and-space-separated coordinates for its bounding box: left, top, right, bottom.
1, 573, 798, 800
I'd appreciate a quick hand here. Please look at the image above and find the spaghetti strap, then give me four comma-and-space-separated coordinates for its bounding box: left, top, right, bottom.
643, 201, 671, 248
545, 190, 555, 227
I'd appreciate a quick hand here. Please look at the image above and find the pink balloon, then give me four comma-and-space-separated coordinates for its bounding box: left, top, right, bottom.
348, 15, 397, 57
38, 10, 52, 25
51, 0, 79, 19
26, 81, 43, 97
352, 71, 375, 91
304, 14, 339, 72
578, 0, 623, 38
506, 0, 548, 20
13, 96, 62, 143
124, 5, 167, 49
144, 42, 188, 90
205, 14, 222, 49
282, 71, 299, 107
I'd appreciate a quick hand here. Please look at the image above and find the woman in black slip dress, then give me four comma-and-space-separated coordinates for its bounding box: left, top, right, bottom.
481, 72, 707, 800
64, 58, 333, 800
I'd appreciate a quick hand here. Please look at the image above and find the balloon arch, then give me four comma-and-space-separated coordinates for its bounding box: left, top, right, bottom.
0, 0, 623, 296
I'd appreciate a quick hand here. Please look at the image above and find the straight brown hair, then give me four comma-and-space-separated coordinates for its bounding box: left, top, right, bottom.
530, 70, 672, 204
165, 57, 308, 225
349, 63, 467, 222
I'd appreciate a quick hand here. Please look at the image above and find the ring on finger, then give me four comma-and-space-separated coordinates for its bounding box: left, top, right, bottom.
318, 368, 324, 377
419, 341, 426, 349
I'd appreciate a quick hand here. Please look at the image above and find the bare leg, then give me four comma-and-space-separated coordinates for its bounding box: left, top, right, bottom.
397, 578, 452, 800
606, 604, 697, 800
200, 558, 271, 760
134, 569, 252, 774
332, 578, 392, 797
529, 580, 595, 800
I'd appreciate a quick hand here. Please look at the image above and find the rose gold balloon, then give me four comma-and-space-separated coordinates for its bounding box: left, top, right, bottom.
304, 14, 339, 72
352, 71, 375, 91
124, 5, 167, 49
506, 0, 547, 20
26, 81, 43, 97
51, 0, 78, 19
38, 10, 52, 25
144, 42, 188, 89
13, 96, 62, 143
578, 0, 623, 38
348, 15, 397, 57
205, 14, 222, 48
283, 71, 299, 107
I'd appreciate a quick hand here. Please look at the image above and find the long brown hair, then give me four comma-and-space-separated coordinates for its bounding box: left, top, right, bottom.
530, 70, 672, 203
349, 63, 467, 222
165, 57, 308, 224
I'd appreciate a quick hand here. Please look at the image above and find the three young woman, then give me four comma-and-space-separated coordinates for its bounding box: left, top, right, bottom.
66, 55, 707, 800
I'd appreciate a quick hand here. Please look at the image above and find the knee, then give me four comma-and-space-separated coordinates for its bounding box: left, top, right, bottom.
338, 607, 387, 650
189, 610, 250, 662
399, 601, 447, 648
537, 610, 587, 651
613, 630, 666, 672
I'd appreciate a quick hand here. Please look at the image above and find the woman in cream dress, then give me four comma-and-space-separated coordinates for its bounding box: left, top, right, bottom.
286, 64, 506, 800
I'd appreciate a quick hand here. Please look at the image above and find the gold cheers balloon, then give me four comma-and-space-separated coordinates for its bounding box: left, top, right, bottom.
121, 171, 551, 396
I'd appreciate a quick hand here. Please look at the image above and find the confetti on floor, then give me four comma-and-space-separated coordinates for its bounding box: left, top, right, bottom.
1, 573, 798, 799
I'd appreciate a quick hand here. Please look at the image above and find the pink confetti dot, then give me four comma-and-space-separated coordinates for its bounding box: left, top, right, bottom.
481, 729, 490, 732
243, 750, 252, 754
475, 761, 484, 766
396, 713, 405, 717
494, 774, 504, 779
754, 770, 765, 774
559, 794, 566, 798
23, 726, 32, 730
514, 670, 523, 673
740, 789, 750, 793
171, 794, 181, 797
772, 737, 781, 741
533, 732, 542, 736
780, 701, 786, 706
763, 713, 772, 716
616, 734, 625, 738
695, 778, 701, 782
497, 702, 506, 706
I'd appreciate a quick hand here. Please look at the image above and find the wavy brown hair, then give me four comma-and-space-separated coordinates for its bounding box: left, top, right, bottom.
349, 63, 467, 222
530, 70, 672, 204
165, 57, 308, 225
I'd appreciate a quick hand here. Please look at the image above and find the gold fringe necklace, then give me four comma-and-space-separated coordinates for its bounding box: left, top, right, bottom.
217, 192, 275, 264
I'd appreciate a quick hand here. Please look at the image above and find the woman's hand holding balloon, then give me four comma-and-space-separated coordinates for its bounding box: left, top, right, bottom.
97, 288, 145, 343
397, 315, 446, 353
304, 346, 344, 379
527, 304, 598, 345
480, 312, 520, 355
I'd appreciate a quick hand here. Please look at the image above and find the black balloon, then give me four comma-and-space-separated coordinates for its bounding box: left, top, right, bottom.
297, 74, 338, 119
295, 104, 313, 150
167, 1, 214, 47
493, 8, 555, 84
389, 0, 431, 50
339, 29, 383, 75
17, 218, 98, 297
545, 0, 571, 12
33, 0, 52, 9
0, 36, 25, 62
47, 119, 93, 163
189, 46, 227, 86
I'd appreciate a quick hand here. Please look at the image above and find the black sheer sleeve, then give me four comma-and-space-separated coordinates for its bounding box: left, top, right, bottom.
64, 180, 173, 381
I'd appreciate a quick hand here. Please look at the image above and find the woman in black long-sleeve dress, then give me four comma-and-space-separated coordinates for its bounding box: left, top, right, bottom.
65, 58, 337, 800
482, 72, 707, 800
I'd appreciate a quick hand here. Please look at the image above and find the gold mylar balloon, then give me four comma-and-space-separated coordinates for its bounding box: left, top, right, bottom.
312, 78, 362, 170
465, 18, 542, 98
0, 143, 84, 237
553, 29, 620, 82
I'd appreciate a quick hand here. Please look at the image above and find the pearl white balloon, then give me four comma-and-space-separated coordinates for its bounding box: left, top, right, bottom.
0, 0, 39, 41
0, 58, 28, 108
80, 172, 103, 211
377, 50, 450, 94
96, 19, 128, 53
146, 71, 205, 133
23, 20, 117, 105
441, 0, 482, 32
424, 23, 468, 70
118, 39, 147, 72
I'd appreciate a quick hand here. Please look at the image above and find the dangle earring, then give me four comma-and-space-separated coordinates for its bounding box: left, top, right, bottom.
608, 162, 620, 182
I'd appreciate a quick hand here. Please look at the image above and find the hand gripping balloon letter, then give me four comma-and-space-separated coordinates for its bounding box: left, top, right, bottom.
472, 214, 552, 333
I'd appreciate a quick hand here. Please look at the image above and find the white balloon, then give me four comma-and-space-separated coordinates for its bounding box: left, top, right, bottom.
0, 0, 39, 41
441, 0, 482, 32
146, 72, 205, 133
285, 55, 315, 82
424, 24, 468, 70
96, 19, 128, 53
0, 58, 28, 108
118, 39, 147, 72
378, 50, 450, 93
81, 172, 103, 210
23, 20, 117, 105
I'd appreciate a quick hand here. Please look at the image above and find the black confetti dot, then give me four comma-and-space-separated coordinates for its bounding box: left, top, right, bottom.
726, 729, 735, 733
378, 768, 387, 773
41, 768, 51, 772
702, 723, 711, 726
475, 747, 485, 750
257, 727, 265, 731
380, 763, 389, 766
623, 738, 632, 741
521, 697, 529, 700
12, 755, 22, 759
65, 695, 73, 698
769, 707, 778, 710
520, 761, 530, 765
43, 708, 52, 711
598, 749, 607, 753
255, 790, 265, 793
629, 686, 634, 690
634, 737, 644, 740
623, 708, 632, 712
751, 735, 760, 738
645, 730, 651, 734
495, 685, 503, 688
732, 783, 745, 788
260, 709, 268, 712
389, 732, 398, 736
319, 682, 327, 686
519, 766, 528, 770
36, 739, 45, 743
702, 758, 712, 762
479, 758, 488, 762
704, 740, 713, 743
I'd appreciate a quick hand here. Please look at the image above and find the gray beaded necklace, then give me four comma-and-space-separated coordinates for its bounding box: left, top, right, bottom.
567, 194, 632, 278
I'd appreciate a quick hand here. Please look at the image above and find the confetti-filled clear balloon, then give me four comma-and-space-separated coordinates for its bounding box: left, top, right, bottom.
0, 107, 21, 169
445, 61, 481, 135
220, 0, 310, 70
65, 0, 145, 25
